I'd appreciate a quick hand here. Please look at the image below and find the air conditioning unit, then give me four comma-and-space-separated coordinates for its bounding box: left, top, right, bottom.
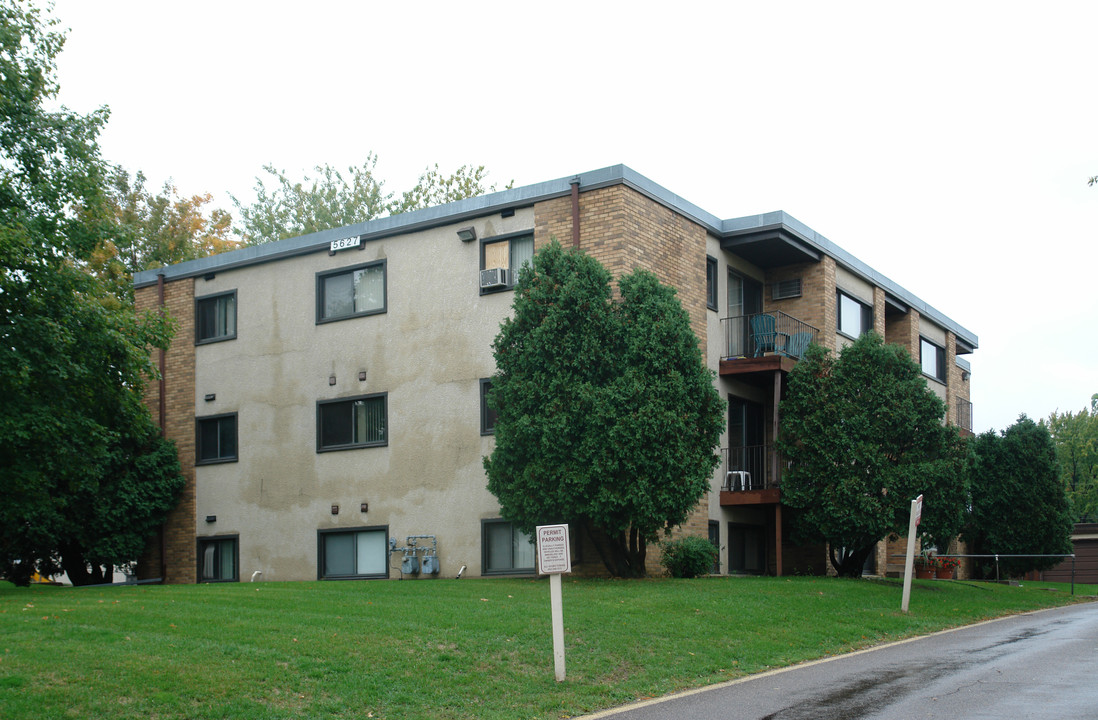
480, 267, 510, 289
772, 278, 802, 300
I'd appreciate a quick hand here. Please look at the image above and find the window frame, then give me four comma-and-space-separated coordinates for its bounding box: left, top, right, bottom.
481, 519, 536, 576
195, 290, 237, 345
706, 256, 718, 311
480, 378, 497, 435
316, 392, 388, 453
837, 290, 873, 339
920, 337, 947, 383
316, 526, 390, 580
195, 412, 238, 465
197, 535, 239, 583
315, 259, 387, 324
479, 231, 534, 294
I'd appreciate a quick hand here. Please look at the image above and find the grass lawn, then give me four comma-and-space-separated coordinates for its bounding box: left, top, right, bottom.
1, 575, 1093, 719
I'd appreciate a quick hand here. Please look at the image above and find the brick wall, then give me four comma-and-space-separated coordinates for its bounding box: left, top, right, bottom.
765, 256, 837, 352
135, 278, 197, 584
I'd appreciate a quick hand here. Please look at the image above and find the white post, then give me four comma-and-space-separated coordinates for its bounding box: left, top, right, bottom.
901, 494, 923, 613
550, 572, 566, 681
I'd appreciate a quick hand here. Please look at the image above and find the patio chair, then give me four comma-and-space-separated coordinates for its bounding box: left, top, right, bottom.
784, 331, 813, 359
749, 313, 778, 357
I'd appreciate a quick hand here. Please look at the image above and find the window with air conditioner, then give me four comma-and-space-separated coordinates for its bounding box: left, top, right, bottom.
480, 233, 533, 292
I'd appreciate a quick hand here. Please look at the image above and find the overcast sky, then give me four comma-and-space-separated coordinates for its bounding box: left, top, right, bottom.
49, 1, 1097, 434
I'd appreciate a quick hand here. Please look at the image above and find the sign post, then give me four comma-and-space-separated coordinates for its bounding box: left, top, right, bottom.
536, 524, 571, 682
900, 494, 924, 613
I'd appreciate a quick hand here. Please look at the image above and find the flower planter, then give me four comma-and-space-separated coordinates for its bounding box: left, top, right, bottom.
914, 565, 934, 579
936, 566, 954, 580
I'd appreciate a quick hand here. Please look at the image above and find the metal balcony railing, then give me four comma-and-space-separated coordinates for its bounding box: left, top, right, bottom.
956, 399, 973, 432
721, 445, 782, 492
721, 311, 819, 360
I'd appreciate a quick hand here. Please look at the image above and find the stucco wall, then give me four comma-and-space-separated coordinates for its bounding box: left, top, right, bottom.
194, 208, 535, 581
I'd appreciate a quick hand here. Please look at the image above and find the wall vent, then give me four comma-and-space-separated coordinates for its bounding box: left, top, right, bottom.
772, 278, 802, 300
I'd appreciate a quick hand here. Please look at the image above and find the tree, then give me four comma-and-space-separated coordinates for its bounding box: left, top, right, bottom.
1046, 394, 1098, 522
0, 0, 184, 586
88, 167, 238, 302
777, 333, 971, 577
966, 416, 1074, 577
484, 241, 723, 577
231, 156, 508, 245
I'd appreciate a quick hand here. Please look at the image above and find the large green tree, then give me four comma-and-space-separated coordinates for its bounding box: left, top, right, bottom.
1046, 394, 1098, 522
231, 157, 508, 245
966, 416, 1074, 577
777, 333, 971, 577
0, 0, 183, 586
484, 241, 723, 577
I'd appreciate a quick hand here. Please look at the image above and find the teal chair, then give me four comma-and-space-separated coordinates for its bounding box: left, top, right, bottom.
784, 331, 813, 359
749, 314, 777, 357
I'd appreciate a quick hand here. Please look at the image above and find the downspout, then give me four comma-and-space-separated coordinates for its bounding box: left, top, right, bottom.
570, 177, 580, 249
156, 273, 167, 581
157, 273, 166, 434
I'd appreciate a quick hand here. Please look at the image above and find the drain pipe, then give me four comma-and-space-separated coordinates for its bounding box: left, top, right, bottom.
156, 272, 167, 583
570, 176, 580, 249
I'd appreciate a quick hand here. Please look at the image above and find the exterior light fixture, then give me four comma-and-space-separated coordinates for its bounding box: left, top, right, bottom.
360, 502, 369, 513
331, 504, 339, 515
457, 226, 476, 242
205, 515, 216, 523
204, 393, 216, 402
329, 374, 336, 386
358, 371, 367, 381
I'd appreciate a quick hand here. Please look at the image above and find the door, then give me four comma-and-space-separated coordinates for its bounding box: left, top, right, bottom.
728, 396, 766, 489
727, 272, 763, 356
728, 523, 766, 574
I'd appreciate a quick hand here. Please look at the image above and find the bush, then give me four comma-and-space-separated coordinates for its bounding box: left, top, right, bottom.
659, 536, 717, 578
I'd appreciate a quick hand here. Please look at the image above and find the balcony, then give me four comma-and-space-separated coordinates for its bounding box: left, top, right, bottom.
719, 444, 782, 505
956, 399, 974, 435
722, 311, 819, 361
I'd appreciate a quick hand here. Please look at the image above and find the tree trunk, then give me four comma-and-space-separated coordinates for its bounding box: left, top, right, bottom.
584, 522, 647, 577
829, 544, 873, 577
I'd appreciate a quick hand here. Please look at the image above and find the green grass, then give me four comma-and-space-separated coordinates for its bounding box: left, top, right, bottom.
0, 576, 1092, 719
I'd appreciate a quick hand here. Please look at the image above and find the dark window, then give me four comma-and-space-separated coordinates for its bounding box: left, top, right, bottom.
198, 536, 238, 582
480, 233, 534, 292
482, 520, 535, 575
317, 394, 387, 451
317, 260, 386, 323
920, 337, 947, 382
196, 291, 236, 344
480, 378, 497, 435
706, 256, 718, 311
317, 527, 388, 579
837, 291, 873, 338
196, 413, 237, 464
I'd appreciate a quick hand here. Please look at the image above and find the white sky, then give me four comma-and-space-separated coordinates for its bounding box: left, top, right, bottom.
50, 0, 1097, 434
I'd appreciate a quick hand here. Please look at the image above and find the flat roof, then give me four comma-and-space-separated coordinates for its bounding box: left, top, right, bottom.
134, 164, 977, 350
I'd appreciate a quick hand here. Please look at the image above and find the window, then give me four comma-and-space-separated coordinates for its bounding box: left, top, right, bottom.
318, 527, 388, 579
317, 393, 387, 451
196, 291, 236, 344
920, 337, 946, 382
196, 413, 237, 464
482, 520, 535, 575
837, 291, 873, 338
317, 260, 386, 323
480, 378, 497, 435
706, 256, 718, 311
481, 233, 534, 291
198, 536, 238, 582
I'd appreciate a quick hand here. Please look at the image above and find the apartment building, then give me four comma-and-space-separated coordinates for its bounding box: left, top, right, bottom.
133, 165, 977, 583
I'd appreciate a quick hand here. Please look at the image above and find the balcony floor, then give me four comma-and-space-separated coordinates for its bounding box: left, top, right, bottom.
719, 354, 798, 379
720, 488, 781, 506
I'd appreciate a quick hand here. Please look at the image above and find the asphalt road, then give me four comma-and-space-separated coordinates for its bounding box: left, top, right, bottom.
581, 601, 1098, 720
